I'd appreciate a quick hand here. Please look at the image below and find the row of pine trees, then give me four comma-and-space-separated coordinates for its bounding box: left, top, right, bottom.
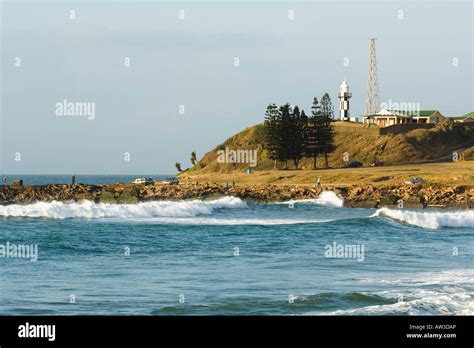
263, 93, 336, 169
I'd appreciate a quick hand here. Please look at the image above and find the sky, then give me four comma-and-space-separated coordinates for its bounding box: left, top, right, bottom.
0, 0, 472, 174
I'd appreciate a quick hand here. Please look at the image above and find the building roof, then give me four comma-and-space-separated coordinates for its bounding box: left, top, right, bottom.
366, 109, 440, 118
462, 111, 474, 118
450, 112, 474, 121
418, 110, 439, 117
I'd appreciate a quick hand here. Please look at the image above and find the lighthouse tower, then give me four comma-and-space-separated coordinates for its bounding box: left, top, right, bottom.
338, 80, 352, 121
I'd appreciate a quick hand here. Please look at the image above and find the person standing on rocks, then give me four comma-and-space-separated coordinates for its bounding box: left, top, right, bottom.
2, 176, 7, 184
313, 177, 321, 189
72, 175, 76, 185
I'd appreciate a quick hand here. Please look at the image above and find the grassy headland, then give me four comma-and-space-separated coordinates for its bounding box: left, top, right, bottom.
171, 120, 474, 208
179, 121, 474, 187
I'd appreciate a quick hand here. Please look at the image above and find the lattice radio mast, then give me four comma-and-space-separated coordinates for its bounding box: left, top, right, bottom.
365, 38, 380, 116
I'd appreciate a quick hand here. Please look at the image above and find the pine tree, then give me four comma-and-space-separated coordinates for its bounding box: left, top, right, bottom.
278, 104, 292, 169
288, 106, 308, 169
263, 103, 280, 169
264, 102, 311, 170
306, 97, 321, 169
317, 93, 336, 168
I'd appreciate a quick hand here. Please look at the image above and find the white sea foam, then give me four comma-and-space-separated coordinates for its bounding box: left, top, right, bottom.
319, 285, 474, 316
372, 207, 474, 229
359, 269, 474, 287
138, 217, 334, 225
320, 270, 474, 315
277, 191, 344, 208
0, 197, 246, 219
320, 290, 473, 315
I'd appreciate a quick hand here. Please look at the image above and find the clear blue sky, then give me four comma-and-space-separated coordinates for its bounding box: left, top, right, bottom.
1, 0, 472, 174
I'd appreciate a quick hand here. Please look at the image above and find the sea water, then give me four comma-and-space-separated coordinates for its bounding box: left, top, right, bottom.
0, 176, 472, 315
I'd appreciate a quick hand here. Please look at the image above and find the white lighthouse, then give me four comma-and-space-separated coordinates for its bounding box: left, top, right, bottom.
338, 80, 352, 121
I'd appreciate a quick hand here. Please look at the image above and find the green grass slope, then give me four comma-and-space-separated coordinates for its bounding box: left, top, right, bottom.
184, 122, 474, 174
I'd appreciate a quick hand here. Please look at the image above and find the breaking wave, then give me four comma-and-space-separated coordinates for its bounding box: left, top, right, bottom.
322, 270, 474, 315
277, 191, 344, 208
372, 207, 474, 229
318, 288, 473, 315
359, 269, 474, 287
0, 197, 246, 219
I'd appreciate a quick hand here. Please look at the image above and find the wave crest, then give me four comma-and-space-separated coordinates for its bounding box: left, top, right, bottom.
372, 207, 474, 229
319, 270, 474, 315
277, 191, 344, 208
0, 197, 246, 219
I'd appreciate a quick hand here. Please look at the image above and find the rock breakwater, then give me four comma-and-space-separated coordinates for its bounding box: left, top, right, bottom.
0, 182, 472, 208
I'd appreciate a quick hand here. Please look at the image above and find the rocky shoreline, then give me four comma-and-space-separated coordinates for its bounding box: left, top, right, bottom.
0, 182, 473, 208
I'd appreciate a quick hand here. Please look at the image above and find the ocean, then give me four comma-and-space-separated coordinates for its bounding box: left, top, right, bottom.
0, 176, 472, 315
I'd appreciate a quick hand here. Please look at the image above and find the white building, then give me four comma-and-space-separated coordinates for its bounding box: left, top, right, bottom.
362, 109, 445, 127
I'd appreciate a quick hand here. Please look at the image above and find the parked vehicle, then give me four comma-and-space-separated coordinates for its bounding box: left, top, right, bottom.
132, 178, 146, 185
162, 178, 179, 185
370, 161, 384, 167
132, 177, 154, 185
404, 177, 425, 184
347, 161, 362, 168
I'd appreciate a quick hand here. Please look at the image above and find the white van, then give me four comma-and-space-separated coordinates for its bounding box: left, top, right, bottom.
132, 178, 147, 185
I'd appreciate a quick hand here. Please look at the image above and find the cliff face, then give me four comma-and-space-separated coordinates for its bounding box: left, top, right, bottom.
183, 122, 474, 174
1, 183, 473, 208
